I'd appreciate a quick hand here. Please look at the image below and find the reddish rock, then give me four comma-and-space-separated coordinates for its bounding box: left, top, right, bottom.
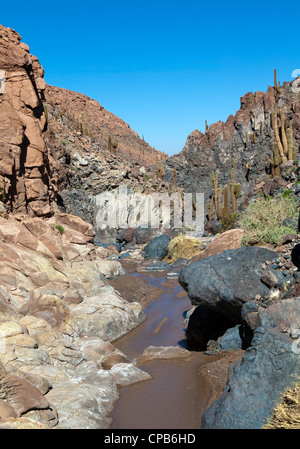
192, 229, 246, 262
0, 25, 53, 216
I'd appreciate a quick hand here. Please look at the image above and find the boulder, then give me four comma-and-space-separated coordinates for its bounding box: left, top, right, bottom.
191, 229, 246, 262
204, 220, 222, 235
201, 326, 300, 429
110, 363, 152, 387
138, 345, 191, 363
143, 234, 171, 260
179, 246, 279, 322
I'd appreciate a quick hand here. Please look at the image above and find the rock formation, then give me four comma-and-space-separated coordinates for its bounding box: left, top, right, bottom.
163, 77, 300, 217
0, 25, 54, 217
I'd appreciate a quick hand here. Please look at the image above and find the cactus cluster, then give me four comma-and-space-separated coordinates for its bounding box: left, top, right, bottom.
269, 108, 296, 176
207, 160, 240, 220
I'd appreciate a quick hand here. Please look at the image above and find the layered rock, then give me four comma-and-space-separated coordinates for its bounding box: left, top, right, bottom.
0, 25, 54, 216
0, 213, 147, 428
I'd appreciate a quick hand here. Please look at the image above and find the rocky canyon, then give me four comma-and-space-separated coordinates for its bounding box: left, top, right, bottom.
0, 23, 299, 430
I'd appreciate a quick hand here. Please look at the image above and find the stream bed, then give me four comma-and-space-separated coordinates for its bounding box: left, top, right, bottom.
108, 269, 221, 429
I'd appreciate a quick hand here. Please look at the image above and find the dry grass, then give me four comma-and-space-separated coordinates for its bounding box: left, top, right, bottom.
238, 196, 298, 246
263, 381, 300, 429
164, 234, 202, 264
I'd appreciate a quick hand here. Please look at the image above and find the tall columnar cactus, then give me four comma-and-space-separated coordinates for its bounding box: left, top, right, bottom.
272, 109, 287, 162
222, 184, 229, 217
211, 170, 220, 218
210, 160, 240, 220
280, 109, 288, 156
287, 121, 297, 161
274, 68, 277, 89
173, 167, 177, 187
206, 197, 214, 221
269, 142, 282, 177
156, 157, 164, 180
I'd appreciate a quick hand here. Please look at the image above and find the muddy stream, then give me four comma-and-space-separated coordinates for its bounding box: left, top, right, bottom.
107, 264, 226, 429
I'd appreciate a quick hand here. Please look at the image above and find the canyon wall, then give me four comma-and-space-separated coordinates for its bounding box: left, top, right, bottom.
0, 25, 55, 217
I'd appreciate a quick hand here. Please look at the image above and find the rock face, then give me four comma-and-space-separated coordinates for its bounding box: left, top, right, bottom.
0, 25, 53, 216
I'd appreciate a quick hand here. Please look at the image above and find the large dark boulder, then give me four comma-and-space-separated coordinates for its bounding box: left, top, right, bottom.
201, 326, 300, 429
143, 234, 171, 260
178, 246, 279, 322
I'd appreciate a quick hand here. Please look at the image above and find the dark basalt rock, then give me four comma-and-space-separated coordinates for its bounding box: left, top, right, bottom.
178, 246, 278, 322
201, 326, 300, 429
143, 234, 171, 260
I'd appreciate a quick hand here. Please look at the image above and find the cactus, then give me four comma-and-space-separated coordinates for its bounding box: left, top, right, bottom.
210, 161, 240, 220
272, 109, 287, 162
80, 113, 87, 137
222, 184, 229, 217
269, 142, 281, 177
245, 130, 248, 148
287, 121, 297, 161
280, 109, 288, 156
246, 162, 251, 182
206, 197, 214, 221
173, 167, 177, 187
205, 120, 208, 131
156, 157, 164, 180
160, 161, 165, 179
108, 135, 112, 153
274, 68, 277, 89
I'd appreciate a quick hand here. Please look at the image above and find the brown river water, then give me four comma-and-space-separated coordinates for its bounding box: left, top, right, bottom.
108, 268, 225, 429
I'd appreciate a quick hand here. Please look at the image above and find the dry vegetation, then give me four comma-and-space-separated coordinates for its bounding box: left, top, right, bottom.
263, 380, 300, 429
238, 195, 298, 246
164, 235, 203, 264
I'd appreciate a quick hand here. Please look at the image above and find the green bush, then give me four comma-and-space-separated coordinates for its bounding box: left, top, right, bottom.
55, 224, 65, 235
239, 196, 298, 246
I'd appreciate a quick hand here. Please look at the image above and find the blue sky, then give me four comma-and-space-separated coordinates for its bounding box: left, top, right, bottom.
1, 0, 300, 155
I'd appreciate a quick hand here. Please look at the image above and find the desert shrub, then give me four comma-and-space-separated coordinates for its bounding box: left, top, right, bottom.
239, 196, 298, 246
220, 212, 238, 232
55, 224, 65, 235
164, 234, 202, 263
